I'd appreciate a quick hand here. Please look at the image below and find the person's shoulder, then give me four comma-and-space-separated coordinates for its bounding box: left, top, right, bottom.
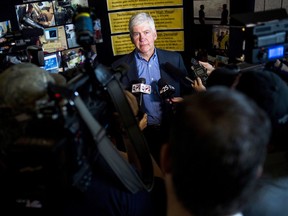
243, 177, 288, 216
111, 51, 135, 67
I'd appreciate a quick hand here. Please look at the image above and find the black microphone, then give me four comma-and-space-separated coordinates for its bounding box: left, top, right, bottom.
157, 78, 175, 100
131, 78, 151, 107
164, 62, 194, 84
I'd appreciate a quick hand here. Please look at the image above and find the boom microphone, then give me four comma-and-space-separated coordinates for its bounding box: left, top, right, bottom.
131, 78, 151, 106
164, 62, 194, 84
157, 78, 175, 100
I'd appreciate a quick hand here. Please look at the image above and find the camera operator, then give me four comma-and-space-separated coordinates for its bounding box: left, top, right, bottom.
0, 62, 165, 216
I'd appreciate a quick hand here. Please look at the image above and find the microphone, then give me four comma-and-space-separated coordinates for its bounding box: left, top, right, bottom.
164, 62, 194, 84
131, 78, 151, 106
157, 78, 175, 100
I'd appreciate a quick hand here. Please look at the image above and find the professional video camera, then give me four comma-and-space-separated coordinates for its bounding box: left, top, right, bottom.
230, 9, 288, 64
0, 28, 44, 72
244, 18, 288, 64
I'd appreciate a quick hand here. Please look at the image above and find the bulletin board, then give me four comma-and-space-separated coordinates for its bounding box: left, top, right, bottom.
106, 0, 185, 56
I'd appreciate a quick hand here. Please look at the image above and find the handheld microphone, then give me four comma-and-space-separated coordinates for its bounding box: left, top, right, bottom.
157, 78, 175, 100
131, 78, 151, 106
164, 62, 194, 84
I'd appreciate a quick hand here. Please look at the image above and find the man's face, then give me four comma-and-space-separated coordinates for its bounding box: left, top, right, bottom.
131, 21, 157, 57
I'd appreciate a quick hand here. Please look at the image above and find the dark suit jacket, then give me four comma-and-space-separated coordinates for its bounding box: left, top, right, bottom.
111, 48, 189, 97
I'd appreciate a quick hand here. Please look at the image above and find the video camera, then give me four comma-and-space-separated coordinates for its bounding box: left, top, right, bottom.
244, 18, 288, 64
230, 8, 288, 64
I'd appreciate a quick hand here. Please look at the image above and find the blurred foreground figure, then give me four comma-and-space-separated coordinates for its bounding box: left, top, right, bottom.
0, 63, 166, 216
160, 87, 271, 216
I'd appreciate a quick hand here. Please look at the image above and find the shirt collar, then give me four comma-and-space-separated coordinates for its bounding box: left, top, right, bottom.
135, 49, 157, 61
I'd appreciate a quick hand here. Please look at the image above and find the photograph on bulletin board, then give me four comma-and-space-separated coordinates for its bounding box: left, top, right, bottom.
15, 1, 55, 30
0, 20, 11, 38
61, 47, 85, 71
64, 23, 80, 48
39, 25, 68, 53
212, 25, 229, 50
42, 51, 62, 73
53, 0, 89, 25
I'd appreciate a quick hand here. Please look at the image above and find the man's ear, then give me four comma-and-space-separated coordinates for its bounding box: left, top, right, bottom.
160, 143, 172, 173
153, 31, 157, 41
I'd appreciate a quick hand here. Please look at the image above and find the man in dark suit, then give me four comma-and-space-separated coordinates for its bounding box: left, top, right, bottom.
111, 12, 190, 165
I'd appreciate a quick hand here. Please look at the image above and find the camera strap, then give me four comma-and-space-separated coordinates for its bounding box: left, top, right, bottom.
72, 64, 154, 193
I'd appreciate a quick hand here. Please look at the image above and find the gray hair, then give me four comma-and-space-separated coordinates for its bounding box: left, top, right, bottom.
129, 12, 156, 35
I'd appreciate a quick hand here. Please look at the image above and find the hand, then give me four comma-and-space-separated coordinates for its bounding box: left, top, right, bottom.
198, 61, 215, 75
139, 113, 148, 131
191, 77, 206, 92
169, 97, 184, 103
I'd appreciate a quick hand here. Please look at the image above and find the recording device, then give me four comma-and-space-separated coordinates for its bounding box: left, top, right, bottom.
164, 62, 194, 84
191, 58, 208, 85
157, 78, 175, 100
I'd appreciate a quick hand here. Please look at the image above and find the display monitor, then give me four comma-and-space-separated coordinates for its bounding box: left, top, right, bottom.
268, 45, 285, 60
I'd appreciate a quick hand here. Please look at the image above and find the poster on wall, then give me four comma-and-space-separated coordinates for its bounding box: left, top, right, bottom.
110, 8, 184, 55
109, 8, 183, 34
106, 0, 185, 56
106, 0, 183, 11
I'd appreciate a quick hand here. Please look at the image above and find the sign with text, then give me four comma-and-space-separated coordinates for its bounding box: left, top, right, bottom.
109, 8, 184, 34
107, 0, 183, 11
